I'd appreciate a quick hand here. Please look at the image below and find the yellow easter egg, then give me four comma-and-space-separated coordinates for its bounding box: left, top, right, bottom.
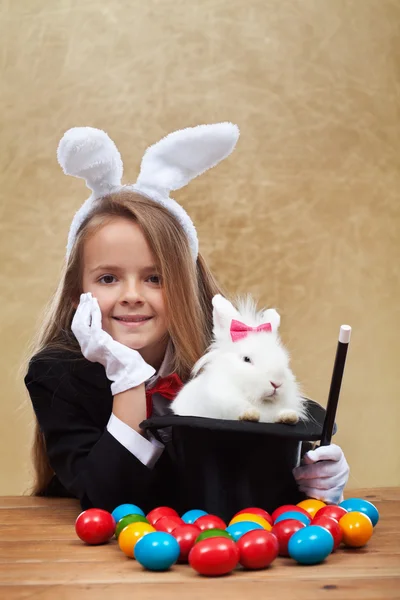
296, 499, 327, 518
118, 522, 156, 558
228, 512, 272, 531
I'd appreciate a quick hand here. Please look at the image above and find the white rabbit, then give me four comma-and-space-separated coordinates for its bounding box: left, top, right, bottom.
170, 294, 308, 424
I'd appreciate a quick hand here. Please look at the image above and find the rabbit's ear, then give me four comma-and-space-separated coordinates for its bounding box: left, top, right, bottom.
212, 294, 240, 339
261, 308, 281, 332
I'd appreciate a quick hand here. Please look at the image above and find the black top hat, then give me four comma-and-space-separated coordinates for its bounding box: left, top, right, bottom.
141, 398, 335, 522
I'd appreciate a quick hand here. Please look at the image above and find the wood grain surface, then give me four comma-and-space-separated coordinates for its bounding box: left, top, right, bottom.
0, 488, 399, 599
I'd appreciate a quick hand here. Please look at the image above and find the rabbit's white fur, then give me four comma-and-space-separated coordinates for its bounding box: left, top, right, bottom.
171, 294, 307, 424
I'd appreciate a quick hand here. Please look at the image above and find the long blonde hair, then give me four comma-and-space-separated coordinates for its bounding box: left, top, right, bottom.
26, 190, 224, 495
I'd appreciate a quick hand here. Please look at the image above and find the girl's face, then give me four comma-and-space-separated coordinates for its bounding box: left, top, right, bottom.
81, 217, 169, 369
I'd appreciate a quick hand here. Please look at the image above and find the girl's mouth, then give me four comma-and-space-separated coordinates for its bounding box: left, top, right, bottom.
112, 316, 153, 328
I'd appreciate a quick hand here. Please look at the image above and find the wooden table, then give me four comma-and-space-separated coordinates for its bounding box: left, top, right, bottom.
0, 488, 399, 599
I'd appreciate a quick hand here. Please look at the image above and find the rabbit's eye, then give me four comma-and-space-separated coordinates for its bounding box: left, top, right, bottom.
243, 356, 252, 363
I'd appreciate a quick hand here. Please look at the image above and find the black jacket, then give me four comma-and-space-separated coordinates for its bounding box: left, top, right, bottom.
25, 349, 177, 513
25, 349, 321, 520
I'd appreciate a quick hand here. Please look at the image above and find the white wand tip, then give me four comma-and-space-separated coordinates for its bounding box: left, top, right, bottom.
339, 324, 352, 343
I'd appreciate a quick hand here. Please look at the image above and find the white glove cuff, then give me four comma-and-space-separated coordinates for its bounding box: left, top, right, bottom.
110, 361, 155, 396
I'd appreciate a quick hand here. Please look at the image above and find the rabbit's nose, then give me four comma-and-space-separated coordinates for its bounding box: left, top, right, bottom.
270, 381, 282, 389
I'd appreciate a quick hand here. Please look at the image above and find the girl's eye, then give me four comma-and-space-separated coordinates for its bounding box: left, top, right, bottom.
98, 274, 117, 285
148, 274, 162, 285
243, 356, 252, 364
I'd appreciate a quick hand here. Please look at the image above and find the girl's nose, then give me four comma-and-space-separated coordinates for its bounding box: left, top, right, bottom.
121, 282, 144, 304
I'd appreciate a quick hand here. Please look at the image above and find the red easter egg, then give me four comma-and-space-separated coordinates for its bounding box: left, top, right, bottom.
312, 515, 343, 550
172, 524, 201, 562
237, 529, 279, 569
271, 504, 310, 523
155, 515, 184, 534
195, 514, 227, 531
75, 508, 116, 545
271, 519, 306, 557
189, 537, 239, 576
233, 507, 273, 527
314, 505, 348, 523
146, 507, 179, 525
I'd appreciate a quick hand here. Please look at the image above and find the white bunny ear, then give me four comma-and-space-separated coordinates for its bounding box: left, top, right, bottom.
131, 122, 239, 260
135, 122, 239, 196
261, 308, 281, 333
59, 127, 123, 258
212, 294, 240, 339
57, 127, 123, 197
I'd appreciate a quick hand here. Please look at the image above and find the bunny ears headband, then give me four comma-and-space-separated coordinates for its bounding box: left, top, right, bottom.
57, 122, 240, 259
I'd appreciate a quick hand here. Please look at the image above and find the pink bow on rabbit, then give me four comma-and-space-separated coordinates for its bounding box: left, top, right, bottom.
230, 319, 272, 342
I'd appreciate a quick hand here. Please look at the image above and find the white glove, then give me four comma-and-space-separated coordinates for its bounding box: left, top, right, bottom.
292, 444, 350, 504
71, 293, 155, 395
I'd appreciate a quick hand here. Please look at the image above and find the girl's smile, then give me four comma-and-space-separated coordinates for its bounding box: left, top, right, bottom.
112, 315, 153, 327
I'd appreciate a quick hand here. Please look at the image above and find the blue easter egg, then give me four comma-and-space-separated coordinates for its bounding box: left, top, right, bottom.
111, 503, 145, 523
134, 532, 180, 571
274, 510, 311, 527
288, 525, 334, 565
181, 509, 208, 524
339, 498, 379, 527
226, 521, 264, 542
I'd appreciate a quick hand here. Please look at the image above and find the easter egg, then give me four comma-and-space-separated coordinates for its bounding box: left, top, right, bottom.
271, 504, 310, 523
115, 514, 149, 538
339, 511, 374, 547
189, 537, 239, 576
296, 499, 327, 519
237, 529, 279, 569
154, 515, 183, 534
271, 519, 306, 557
146, 507, 179, 526
314, 505, 347, 523
75, 508, 116, 545
195, 515, 227, 531
111, 503, 145, 523
274, 511, 311, 527
339, 498, 379, 527
118, 522, 156, 558
195, 529, 233, 543
288, 525, 334, 564
172, 524, 201, 562
229, 513, 272, 531
135, 531, 180, 571
181, 509, 208, 524
226, 521, 264, 542
233, 507, 273, 526
312, 515, 343, 550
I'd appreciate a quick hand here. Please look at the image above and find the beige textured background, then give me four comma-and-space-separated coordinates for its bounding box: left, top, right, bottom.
1, 0, 399, 496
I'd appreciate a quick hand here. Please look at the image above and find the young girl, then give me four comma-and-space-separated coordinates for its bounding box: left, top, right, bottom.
24, 123, 349, 514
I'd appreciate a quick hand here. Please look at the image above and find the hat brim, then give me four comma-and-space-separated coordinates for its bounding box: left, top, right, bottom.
141, 398, 335, 441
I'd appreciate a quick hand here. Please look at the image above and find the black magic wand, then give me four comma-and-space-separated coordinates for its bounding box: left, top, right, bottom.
320, 324, 352, 447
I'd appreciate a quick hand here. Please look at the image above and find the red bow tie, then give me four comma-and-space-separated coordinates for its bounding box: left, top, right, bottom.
145, 372, 183, 418
230, 319, 272, 342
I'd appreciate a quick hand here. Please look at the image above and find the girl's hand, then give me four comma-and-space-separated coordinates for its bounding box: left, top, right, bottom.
292, 444, 350, 504
71, 293, 155, 395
